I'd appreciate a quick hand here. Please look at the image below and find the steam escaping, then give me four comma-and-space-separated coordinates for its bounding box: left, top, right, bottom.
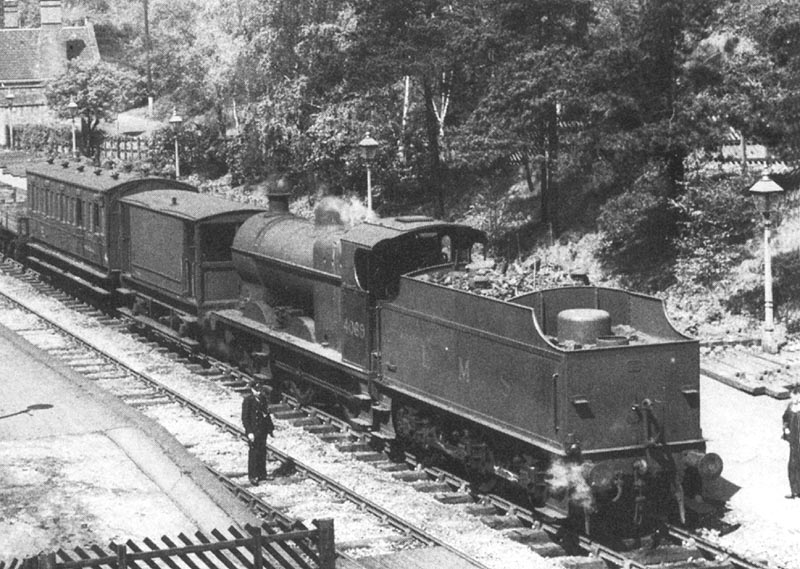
314, 195, 379, 227
547, 459, 595, 511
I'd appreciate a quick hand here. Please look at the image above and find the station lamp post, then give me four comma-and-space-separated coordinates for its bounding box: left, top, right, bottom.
67, 95, 78, 156
169, 107, 183, 178
749, 174, 785, 354
358, 133, 379, 212
5, 89, 15, 149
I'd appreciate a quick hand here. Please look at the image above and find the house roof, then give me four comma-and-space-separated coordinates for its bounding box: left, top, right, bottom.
0, 23, 99, 85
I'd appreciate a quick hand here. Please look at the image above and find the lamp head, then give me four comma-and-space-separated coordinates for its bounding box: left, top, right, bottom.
748, 174, 785, 216
358, 133, 379, 160
67, 95, 78, 117
169, 107, 183, 131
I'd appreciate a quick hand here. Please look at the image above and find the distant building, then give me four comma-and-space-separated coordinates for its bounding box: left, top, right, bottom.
1, 0, 99, 147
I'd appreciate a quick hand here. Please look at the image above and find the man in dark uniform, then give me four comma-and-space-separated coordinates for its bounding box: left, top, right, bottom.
242, 380, 275, 485
782, 385, 800, 498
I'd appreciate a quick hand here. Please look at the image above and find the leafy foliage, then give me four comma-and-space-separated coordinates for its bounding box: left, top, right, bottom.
672, 174, 756, 285
12, 125, 71, 153
597, 167, 677, 289
45, 59, 144, 155
28, 1, 800, 300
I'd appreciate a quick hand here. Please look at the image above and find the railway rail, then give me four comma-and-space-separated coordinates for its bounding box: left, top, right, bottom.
0, 255, 782, 569
0, 256, 496, 568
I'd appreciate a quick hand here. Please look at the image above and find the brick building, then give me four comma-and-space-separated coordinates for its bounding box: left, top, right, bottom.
1, 0, 99, 147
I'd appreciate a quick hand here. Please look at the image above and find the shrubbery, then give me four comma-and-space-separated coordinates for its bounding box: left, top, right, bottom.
597, 169, 677, 289
672, 174, 755, 286
12, 124, 71, 153
598, 169, 760, 291
148, 122, 228, 179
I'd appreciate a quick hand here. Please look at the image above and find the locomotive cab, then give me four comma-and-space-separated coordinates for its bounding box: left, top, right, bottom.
340, 219, 486, 369
350, 218, 483, 302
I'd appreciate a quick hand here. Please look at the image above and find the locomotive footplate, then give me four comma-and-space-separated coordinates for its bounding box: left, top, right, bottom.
210, 308, 370, 381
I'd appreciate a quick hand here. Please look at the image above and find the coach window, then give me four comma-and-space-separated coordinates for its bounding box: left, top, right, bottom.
93, 203, 102, 234
201, 223, 237, 261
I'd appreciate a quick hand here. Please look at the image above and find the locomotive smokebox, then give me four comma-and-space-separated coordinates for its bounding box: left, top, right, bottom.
557, 308, 612, 345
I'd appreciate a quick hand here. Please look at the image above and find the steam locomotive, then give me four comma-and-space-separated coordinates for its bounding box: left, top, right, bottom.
0, 160, 722, 536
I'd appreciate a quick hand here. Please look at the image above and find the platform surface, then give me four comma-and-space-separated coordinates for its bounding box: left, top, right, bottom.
0, 322, 256, 559
354, 547, 486, 569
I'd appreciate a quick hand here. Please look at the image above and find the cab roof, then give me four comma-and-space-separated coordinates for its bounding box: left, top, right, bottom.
120, 189, 265, 222
342, 216, 487, 249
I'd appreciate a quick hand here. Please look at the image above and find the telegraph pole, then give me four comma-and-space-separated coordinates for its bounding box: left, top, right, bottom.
143, 0, 153, 116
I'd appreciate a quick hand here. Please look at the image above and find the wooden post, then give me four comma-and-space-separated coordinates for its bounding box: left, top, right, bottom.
37, 553, 55, 569
252, 527, 263, 569
116, 543, 127, 569
314, 519, 335, 569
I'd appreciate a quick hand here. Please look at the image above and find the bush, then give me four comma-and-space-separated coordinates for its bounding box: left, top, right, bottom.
13, 124, 71, 153
597, 169, 677, 289
149, 122, 228, 179
672, 174, 755, 285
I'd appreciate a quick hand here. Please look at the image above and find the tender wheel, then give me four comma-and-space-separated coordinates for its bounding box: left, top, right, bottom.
465, 439, 497, 493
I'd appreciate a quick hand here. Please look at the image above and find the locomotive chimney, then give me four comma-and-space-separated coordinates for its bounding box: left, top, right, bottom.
263, 176, 291, 213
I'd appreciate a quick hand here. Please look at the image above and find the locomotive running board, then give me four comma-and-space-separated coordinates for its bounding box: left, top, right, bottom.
211, 308, 370, 381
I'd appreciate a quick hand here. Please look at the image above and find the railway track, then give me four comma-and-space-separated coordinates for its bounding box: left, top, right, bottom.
0, 256, 782, 569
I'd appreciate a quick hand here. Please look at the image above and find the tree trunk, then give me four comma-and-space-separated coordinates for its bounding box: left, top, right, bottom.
539, 103, 559, 234
422, 77, 445, 219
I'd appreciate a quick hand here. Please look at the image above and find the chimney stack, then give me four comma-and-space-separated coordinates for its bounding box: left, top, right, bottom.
40, 0, 61, 26
4, 0, 19, 28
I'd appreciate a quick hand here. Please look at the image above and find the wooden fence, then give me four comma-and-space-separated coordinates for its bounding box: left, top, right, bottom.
99, 137, 152, 163
0, 521, 335, 569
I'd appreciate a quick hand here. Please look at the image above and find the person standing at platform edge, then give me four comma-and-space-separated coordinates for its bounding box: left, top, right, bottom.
242, 380, 275, 486
782, 385, 800, 499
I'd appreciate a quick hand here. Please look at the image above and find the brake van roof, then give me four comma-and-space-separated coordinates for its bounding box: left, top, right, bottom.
120, 189, 266, 222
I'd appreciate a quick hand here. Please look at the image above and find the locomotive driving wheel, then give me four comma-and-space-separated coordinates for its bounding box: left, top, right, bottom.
286, 379, 315, 406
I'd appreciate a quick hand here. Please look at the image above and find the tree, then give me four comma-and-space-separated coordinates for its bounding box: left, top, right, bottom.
45, 59, 144, 155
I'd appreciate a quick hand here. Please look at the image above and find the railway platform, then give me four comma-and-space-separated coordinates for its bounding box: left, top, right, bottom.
700, 371, 800, 565
0, 321, 259, 560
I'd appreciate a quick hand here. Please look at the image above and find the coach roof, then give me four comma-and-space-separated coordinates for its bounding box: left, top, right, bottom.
26, 161, 196, 194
